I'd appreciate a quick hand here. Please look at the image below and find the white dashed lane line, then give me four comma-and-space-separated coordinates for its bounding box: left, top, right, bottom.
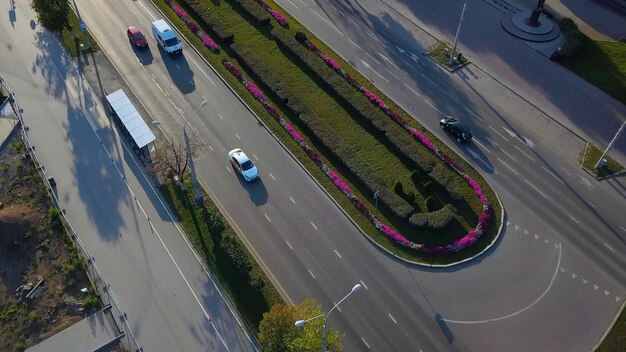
311, 222, 318, 230
285, 0, 300, 9
347, 38, 363, 50
621, 226, 626, 232
498, 146, 518, 162
569, 215, 580, 224
269, 173, 275, 180
289, 196, 296, 204
361, 337, 371, 349
334, 249, 342, 258
473, 139, 492, 154
285, 240, 293, 250
514, 145, 535, 162
308, 269, 316, 279
264, 213, 271, 222
424, 99, 442, 113
366, 53, 381, 65
226, 167, 232, 174
234, 133, 240, 140
585, 200, 596, 209
603, 243, 615, 252
464, 106, 484, 121
388, 313, 398, 324
218, 113, 224, 120
252, 154, 259, 160
360, 280, 369, 289
542, 166, 565, 185
489, 125, 510, 142
524, 179, 549, 199
497, 157, 519, 175
311, 9, 343, 36
384, 67, 400, 80
347, 17, 362, 29
403, 83, 421, 97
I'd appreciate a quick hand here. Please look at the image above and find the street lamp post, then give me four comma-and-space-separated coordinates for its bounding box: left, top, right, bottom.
594, 120, 625, 169
295, 283, 362, 352
153, 100, 208, 204
449, 0, 468, 66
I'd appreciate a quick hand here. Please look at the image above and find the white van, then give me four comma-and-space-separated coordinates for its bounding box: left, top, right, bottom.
151, 19, 182, 55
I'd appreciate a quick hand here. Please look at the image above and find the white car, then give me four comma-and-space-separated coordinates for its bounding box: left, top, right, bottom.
228, 148, 259, 182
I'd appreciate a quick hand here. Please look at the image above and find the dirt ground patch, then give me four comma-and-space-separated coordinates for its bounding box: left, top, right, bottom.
0, 132, 98, 351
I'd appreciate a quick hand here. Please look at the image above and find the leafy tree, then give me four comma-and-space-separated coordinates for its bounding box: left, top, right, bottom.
259, 298, 343, 352
30, 0, 72, 33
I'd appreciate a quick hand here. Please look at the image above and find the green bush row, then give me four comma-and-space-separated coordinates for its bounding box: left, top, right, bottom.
272, 28, 466, 201
394, 181, 456, 229
179, 0, 235, 45
228, 0, 271, 26
229, 42, 415, 219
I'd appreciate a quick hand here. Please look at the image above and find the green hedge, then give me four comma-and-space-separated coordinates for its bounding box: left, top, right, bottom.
229, 0, 271, 26
272, 28, 468, 203
229, 42, 416, 219
177, 0, 235, 45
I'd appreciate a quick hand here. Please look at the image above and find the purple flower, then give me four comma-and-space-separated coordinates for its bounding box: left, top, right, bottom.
173, 6, 187, 19
323, 56, 342, 72
185, 20, 199, 33
223, 62, 243, 82
245, 81, 267, 101
202, 33, 219, 51
165, 0, 173, 6
268, 9, 288, 26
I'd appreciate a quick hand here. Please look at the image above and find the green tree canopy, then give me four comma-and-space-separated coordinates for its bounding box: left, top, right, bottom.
30, 0, 71, 33
259, 298, 343, 352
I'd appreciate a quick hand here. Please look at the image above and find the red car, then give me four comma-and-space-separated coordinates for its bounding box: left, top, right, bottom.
127, 26, 147, 48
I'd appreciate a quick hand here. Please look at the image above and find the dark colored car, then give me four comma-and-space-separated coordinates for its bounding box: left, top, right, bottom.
127, 26, 148, 48
440, 116, 472, 143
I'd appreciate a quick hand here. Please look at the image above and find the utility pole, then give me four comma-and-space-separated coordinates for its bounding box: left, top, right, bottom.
595, 120, 625, 169
449, 0, 468, 66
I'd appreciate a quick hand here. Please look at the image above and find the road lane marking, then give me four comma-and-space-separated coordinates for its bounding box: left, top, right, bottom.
296, 0, 308, 7
252, 154, 258, 160
312, 10, 343, 36
286, 240, 293, 250
524, 179, 548, 199
444, 243, 562, 324
347, 17, 362, 28
308, 269, 316, 279
361, 337, 371, 349
218, 113, 224, 120
289, 196, 296, 204
498, 146, 517, 162
603, 243, 615, 252
226, 167, 232, 173
384, 67, 400, 80
264, 213, 271, 222
514, 145, 535, 162
489, 125, 510, 141
569, 216, 580, 224
366, 53, 382, 65
497, 157, 519, 175
285, 0, 300, 9
234, 133, 240, 139
388, 313, 398, 324
403, 83, 421, 97
442, 90, 459, 103
347, 38, 363, 50
464, 107, 484, 121
311, 222, 318, 230
424, 99, 442, 113
367, 31, 382, 43
620, 226, 626, 232
208, 145, 214, 151
334, 302, 342, 312
360, 280, 369, 289
420, 73, 438, 87
269, 173, 275, 180
377, 52, 400, 70
485, 136, 500, 148
473, 139, 492, 154
542, 166, 565, 184
585, 200, 595, 209
334, 250, 342, 258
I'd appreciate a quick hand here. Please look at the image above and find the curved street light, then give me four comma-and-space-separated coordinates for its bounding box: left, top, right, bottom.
295, 283, 362, 351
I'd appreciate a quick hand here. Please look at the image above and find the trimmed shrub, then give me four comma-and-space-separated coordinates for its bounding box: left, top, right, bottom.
177, 0, 235, 45
409, 204, 456, 229
220, 232, 252, 272
425, 196, 442, 211
558, 18, 587, 59
229, 0, 271, 26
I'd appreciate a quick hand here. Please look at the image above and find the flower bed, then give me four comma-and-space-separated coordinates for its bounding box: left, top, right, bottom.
164, 0, 220, 52
223, 60, 491, 254
254, 0, 288, 27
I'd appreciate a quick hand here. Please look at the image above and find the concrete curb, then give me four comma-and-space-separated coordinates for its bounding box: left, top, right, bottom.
591, 299, 626, 351
154, 0, 506, 268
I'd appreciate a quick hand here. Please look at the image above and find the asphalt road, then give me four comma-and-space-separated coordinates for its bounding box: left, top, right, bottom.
1, 2, 257, 351
15, 0, 625, 351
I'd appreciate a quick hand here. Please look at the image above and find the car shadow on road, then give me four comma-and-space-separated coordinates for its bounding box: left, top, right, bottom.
235, 172, 268, 206
132, 44, 154, 66
156, 45, 195, 94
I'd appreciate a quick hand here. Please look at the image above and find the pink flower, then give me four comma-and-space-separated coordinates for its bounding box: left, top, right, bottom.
223, 62, 243, 82
268, 9, 288, 26
202, 33, 219, 51
185, 20, 199, 33
173, 6, 187, 19
245, 81, 267, 101
323, 56, 342, 72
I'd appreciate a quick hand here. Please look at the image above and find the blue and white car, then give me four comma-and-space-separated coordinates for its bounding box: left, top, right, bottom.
228, 148, 259, 182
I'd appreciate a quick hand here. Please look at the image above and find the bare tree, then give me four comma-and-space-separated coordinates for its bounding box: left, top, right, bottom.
150, 132, 201, 182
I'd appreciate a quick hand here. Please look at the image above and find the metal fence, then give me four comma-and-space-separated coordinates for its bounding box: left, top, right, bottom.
1, 74, 142, 352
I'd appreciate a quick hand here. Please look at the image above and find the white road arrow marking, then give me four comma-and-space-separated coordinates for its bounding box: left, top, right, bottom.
524, 230, 529, 235
503, 127, 517, 138
560, 267, 566, 273
466, 147, 495, 172
571, 273, 577, 279
514, 225, 520, 231
524, 137, 536, 149
534, 234, 540, 240
360, 59, 389, 82
582, 279, 588, 285
605, 290, 610, 296
544, 239, 549, 244
594, 285, 599, 290
616, 296, 622, 302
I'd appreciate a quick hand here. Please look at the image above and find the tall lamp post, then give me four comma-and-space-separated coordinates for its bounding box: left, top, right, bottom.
295, 283, 362, 352
449, 0, 468, 66
594, 119, 625, 169
153, 100, 208, 204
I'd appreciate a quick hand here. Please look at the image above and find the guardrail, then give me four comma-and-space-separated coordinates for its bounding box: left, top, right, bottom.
0, 74, 142, 352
